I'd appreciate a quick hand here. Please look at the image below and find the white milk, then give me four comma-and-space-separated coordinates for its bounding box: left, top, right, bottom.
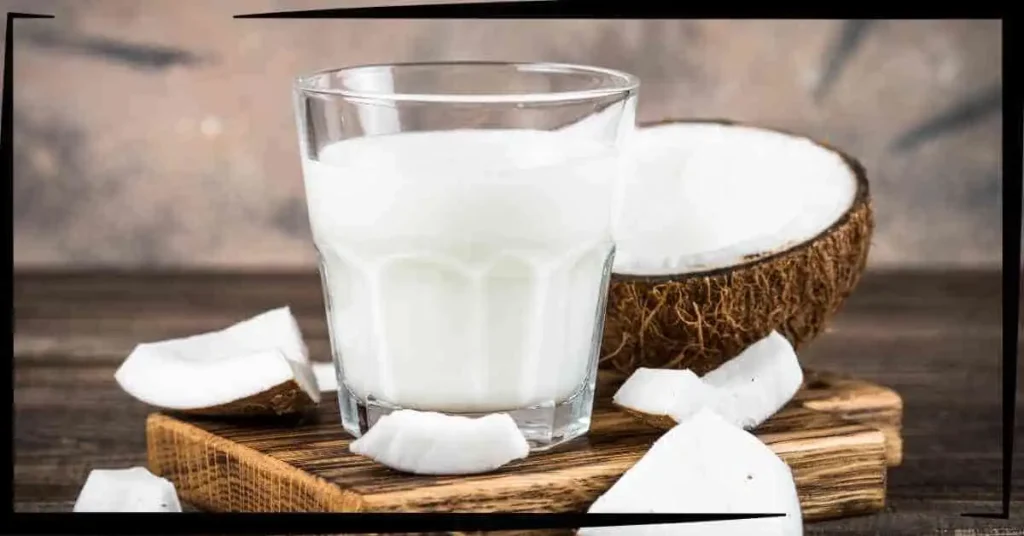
301, 129, 618, 413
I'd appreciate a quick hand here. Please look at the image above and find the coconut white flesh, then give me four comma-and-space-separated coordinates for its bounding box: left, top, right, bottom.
312, 361, 338, 393
114, 307, 321, 411
349, 410, 530, 475
701, 331, 804, 430
581, 409, 802, 536
612, 122, 858, 276
612, 331, 802, 430
612, 368, 716, 423
73, 467, 182, 513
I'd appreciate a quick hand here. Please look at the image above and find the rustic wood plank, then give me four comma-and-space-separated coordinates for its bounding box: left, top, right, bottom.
12, 270, 1000, 358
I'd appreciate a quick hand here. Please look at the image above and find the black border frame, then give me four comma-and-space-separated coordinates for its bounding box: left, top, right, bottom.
4, 5, 1019, 533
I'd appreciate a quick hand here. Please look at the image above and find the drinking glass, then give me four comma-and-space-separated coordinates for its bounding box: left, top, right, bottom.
293, 62, 638, 450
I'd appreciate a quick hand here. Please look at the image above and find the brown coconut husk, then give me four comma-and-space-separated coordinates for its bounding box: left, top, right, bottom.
613, 404, 681, 431
599, 119, 873, 376
179, 380, 319, 417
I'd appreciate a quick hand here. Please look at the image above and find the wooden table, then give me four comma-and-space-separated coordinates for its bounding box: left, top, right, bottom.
13, 270, 1024, 534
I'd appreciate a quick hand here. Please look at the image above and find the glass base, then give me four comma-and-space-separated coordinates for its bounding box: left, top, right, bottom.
336, 379, 597, 452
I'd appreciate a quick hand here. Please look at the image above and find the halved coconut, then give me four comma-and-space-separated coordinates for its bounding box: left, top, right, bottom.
73, 467, 182, 512
613, 331, 803, 431
349, 410, 530, 475
581, 409, 802, 535
601, 119, 872, 375
115, 307, 321, 416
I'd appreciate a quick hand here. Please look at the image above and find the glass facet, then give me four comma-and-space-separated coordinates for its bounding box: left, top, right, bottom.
293, 62, 639, 450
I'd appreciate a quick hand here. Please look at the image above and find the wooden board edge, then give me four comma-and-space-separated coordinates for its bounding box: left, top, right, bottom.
795, 371, 904, 467
145, 413, 363, 512
361, 455, 640, 514
842, 414, 902, 467
769, 421, 887, 521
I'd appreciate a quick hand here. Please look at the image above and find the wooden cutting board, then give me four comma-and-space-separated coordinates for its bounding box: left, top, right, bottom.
146, 369, 902, 522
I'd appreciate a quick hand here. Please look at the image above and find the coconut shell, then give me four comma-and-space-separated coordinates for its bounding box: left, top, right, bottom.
614, 403, 680, 431
179, 380, 319, 417
600, 119, 873, 376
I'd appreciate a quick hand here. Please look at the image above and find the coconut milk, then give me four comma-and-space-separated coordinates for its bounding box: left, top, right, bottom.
302, 129, 617, 413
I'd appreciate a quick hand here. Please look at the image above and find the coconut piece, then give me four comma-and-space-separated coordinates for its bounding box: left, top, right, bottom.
701, 331, 804, 429
611, 368, 716, 429
312, 361, 338, 393
349, 410, 530, 475
581, 409, 802, 536
114, 307, 321, 416
613, 331, 803, 431
601, 119, 872, 376
73, 467, 182, 512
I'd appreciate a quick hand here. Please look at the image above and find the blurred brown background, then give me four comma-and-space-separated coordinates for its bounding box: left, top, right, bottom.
5, 2, 1003, 270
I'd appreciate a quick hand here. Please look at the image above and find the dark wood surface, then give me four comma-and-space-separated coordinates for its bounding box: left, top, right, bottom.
13, 269, 1024, 534
146, 370, 894, 521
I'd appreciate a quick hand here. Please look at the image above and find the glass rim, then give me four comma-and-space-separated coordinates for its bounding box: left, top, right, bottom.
294, 61, 640, 104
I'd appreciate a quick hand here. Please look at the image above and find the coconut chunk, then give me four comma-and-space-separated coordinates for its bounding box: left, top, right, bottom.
612, 368, 716, 428
312, 361, 338, 392
581, 409, 802, 535
701, 331, 803, 430
349, 410, 530, 475
225, 306, 312, 364
613, 331, 802, 431
114, 307, 321, 416
73, 467, 182, 513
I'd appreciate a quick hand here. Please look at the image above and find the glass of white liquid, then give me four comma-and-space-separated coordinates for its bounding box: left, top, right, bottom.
293, 62, 638, 450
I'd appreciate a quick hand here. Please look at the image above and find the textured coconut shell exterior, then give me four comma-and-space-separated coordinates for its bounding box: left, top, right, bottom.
600, 119, 874, 376
178, 380, 319, 417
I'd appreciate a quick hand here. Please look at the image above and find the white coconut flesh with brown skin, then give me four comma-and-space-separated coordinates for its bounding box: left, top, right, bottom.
349, 410, 530, 475
612, 122, 858, 275
612, 331, 803, 430
74, 467, 182, 512
581, 409, 802, 536
612, 368, 717, 424
114, 307, 321, 413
